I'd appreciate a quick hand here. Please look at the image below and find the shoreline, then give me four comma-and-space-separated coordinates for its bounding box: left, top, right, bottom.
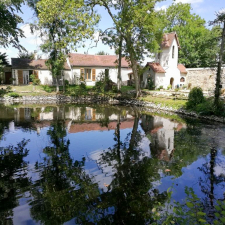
0, 94, 224, 123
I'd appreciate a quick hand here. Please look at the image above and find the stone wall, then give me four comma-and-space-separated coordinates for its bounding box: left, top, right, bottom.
186, 67, 225, 92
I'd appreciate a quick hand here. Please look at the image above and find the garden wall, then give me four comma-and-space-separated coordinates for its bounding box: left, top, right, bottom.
186, 67, 225, 92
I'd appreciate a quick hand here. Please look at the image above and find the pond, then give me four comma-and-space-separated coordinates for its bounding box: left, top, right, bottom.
0, 104, 225, 224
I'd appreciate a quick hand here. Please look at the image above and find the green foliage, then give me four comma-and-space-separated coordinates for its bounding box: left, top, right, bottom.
186, 87, 205, 109
18, 51, 35, 59
0, 53, 9, 66
147, 76, 155, 90
64, 80, 69, 86
35, 0, 99, 91
159, 3, 220, 68
0, 0, 24, 50
167, 84, 172, 90
42, 85, 53, 93
7, 92, 20, 98
96, 0, 163, 97
93, 71, 114, 93
30, 74, 41, 85
95, 51, 109, 55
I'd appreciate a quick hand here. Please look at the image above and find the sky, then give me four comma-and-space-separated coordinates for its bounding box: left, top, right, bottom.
1, 0, 225, 64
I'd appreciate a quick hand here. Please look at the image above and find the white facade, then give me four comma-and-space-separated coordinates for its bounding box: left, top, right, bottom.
143, 33, 187, 89
11, 55, 132, 86
71, 67, 131, 86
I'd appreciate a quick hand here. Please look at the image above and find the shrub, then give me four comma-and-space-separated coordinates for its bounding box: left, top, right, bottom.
42, 85, 53, 93
6, 86, 12, 92
167, 84, 172, 90
7, 92, 20, 98
186, 87, 205, 109
147, 77, 155, 90
30, 74, 41, 85
64, 80, 69, 86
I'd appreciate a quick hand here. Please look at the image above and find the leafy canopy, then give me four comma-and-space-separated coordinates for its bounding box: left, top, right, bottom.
159, 3, 220, 68
0, 0, 25, 50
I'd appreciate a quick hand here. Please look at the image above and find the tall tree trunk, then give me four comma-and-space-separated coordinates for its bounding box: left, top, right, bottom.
214, 21, 225, 108
56, 75, 59, 93
117, 36, 122, 92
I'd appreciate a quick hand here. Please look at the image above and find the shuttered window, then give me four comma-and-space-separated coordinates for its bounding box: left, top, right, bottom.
80, 68, 85, 81
92, 69, 96, 81
80, 68, 96, 81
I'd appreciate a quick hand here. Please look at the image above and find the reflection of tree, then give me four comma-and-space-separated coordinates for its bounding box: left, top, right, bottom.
198, 145, 225, 217
96, 111, 168, 224
30, 121, 100, 224
0, 139, 30, 224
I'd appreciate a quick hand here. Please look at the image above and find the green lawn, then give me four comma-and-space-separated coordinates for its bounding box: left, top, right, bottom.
140, 95, 187, 109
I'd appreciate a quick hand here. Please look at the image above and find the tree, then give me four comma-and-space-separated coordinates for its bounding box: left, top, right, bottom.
95, 50, 109, 55
159, 3, 220, 68
18, 51, 35, 59
87, 0, 163, 97
0, 53, 9, 66
209, 10, 225, 109
0, 0, 25, 50
34, 0, 99, 92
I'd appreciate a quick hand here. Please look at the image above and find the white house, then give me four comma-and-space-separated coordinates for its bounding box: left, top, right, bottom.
143, 32, 187, 89
10, 53, 132, 86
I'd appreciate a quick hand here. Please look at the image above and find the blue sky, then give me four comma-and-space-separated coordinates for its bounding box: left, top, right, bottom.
1, 0, 225, 62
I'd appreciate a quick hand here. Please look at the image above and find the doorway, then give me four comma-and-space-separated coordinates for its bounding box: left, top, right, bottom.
170, 77, 174, 89
23, 71, 29, 85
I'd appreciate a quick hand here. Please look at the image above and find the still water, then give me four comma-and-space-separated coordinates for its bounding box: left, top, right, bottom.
0, 104, 224, 224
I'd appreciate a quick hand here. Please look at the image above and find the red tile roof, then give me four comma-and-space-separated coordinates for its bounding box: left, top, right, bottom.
161, 32, 180, 49
11, 58, 70, 70
69, 53, 130, 68
69, 120, 134, 133
177, 64, 187, 74
146, 62, 166, 73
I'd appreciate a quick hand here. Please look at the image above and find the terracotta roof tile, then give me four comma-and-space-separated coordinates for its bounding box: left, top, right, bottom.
11, 58, 70, 70
69, 53, 130, 68
69, 120, 134, 133
161, 32, 180, 49
177, 64, 187, 74
146, 62, 166, 73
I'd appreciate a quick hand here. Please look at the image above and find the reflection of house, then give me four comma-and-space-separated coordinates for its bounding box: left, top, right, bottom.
8, 54, 132, 86
141, 115, 186, 161
68, 120, 134, 133
143, 32, 187, 89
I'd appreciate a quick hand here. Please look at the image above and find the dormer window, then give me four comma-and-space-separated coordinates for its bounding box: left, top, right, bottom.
172, 46, 175, 58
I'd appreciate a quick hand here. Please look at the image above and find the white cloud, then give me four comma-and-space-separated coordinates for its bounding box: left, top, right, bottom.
175, 0, 204, 3
19, 24, 43, 46
155, 4, 168, 11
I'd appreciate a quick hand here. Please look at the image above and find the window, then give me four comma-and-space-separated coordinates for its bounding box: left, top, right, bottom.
85, 69, 91, 80
180, 77, 185, 82
172, 46, 175, 58
80, 68, 96, 81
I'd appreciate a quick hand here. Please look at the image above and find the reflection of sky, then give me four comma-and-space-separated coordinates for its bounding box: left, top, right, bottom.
1, 116, 225, 224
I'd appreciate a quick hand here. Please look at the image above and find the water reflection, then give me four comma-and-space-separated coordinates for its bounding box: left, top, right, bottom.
0, 104, 224, 224
0, 139, 30, 224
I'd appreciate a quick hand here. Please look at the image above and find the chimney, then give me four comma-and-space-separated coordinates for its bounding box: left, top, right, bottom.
34, 50, 38, 60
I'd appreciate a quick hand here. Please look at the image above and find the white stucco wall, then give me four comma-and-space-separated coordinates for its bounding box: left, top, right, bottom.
38, 70, 52, 85
71, 67, 131, 86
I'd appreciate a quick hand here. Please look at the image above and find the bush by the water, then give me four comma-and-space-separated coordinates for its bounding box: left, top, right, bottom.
7, 92, 20, 98
186, 87, 225, 116
186, 87, 205, 109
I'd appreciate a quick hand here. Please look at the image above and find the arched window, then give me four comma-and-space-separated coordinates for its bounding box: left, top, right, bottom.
180, 77, 185, 82
172, 46, 175, 58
